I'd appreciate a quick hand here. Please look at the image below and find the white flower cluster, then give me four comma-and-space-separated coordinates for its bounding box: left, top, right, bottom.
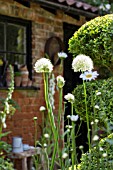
64, 93, 75, 103
34, 58, 53, 73
56, 75, 65, 88
0, 65, 15, 128
39, 106, 46, 112
70, 115, 79, 122
49, 73, 55, 110
58, 52, 68, 59
72, 54, 93, 72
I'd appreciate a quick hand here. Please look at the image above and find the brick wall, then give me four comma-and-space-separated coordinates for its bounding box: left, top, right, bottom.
0, 0, 86, 147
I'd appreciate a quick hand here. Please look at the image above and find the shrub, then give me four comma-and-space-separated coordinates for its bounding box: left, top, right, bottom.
78, 133, 113, 170
69, 14, 113, 72
72, 77, 113, 123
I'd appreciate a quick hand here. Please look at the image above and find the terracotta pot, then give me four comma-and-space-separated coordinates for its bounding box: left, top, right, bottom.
20, 65, 29, 87
14, 76, 22, 87
6, 67, 14, 87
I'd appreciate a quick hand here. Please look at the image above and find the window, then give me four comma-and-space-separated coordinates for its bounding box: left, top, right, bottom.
0, 15, 32, 87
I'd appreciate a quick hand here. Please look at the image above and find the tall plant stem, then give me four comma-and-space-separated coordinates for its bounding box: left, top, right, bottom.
83, 81, 91, 151
0, 125, 2, 140
43, 73, 58, 170
71, 103, 76, 170
57, 88, 63, 167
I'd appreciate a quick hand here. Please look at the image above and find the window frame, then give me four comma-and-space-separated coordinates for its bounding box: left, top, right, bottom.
0, 15, 32, 80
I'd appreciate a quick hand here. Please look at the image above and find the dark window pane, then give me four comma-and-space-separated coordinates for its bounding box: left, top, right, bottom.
6, 53, 26, 65
7, 24, 26, 53
0, 23, 4, 51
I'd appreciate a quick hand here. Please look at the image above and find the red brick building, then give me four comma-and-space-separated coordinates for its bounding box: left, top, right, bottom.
0, 0, 98, 147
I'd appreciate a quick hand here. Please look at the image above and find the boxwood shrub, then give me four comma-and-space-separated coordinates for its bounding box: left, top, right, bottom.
69, 14, 113, 71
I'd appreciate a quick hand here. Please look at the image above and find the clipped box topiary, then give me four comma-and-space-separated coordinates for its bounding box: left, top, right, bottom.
69, 14, 113, 72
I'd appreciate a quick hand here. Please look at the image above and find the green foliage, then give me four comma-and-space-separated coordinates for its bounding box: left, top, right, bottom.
0, 158, 14, 170
77, 133, 113, 170
0, 132, 14, 170
14, 71, 21, 77
72, 77, 113, 123
84, 0, 109, 7
69, 14, 113, 71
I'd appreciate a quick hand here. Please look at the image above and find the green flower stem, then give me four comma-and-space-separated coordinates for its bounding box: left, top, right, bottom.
58, 87, 63, 168
58, 88, 62, 134
44, 73, 56, 136
34, 119, 37, 148
43, 73, 58, 170
71, 102, 76, 170
83, 81, 91, 151
0, 126, 2, 140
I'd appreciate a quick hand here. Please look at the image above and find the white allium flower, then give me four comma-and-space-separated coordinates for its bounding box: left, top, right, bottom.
91, 121, 94, 125
43, 143, 47, 147
56, 75, 65, 88
34, 58, 53, 73
33, 117, 38, 120
66, 125, 72, 129
67, 115, 71, 119
79, 145, 84, 150
62, 152, 68, 159
44, 133, 50, 139
96, 92, 101, 96
102, 153, 107, 157
64, 93, 75, 103
70, 115, 79, 122
39, 106, 46, 112
94, 105, 99, 109
67, 129, 70, 132
92, 135, 99, 141
99, 147, 104, 151
95, 119, 99, 123
58, 52, 68, 59
72, 54, 93, 72
80, 71, 99, 81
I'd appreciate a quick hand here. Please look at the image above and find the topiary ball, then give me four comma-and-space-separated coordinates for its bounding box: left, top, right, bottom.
69, 14, 113, 70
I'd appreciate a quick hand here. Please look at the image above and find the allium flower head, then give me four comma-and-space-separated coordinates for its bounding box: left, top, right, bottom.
64, 93, 75, 103
91, 121, 94, 125
94, 105, 99, 109
39, 106, 46, 112
62, 152, 68, 159
43, 143, 47, 148
34, 58, 53, 73
99, 147, 103, 151
56, 75, 65, 88
44, 133, 50, 139
67, 115, 71, 119
92, 135, 99, 141
33, 117, 38, 120
95, 119, 99, 123
96, 91, 101, 96
80, 71, 99, 81
70, 115, 79, 122
72, 54, 93, 72
102, 153, 107, 157
58, 52, 68, 59
79, 145, 84, 150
